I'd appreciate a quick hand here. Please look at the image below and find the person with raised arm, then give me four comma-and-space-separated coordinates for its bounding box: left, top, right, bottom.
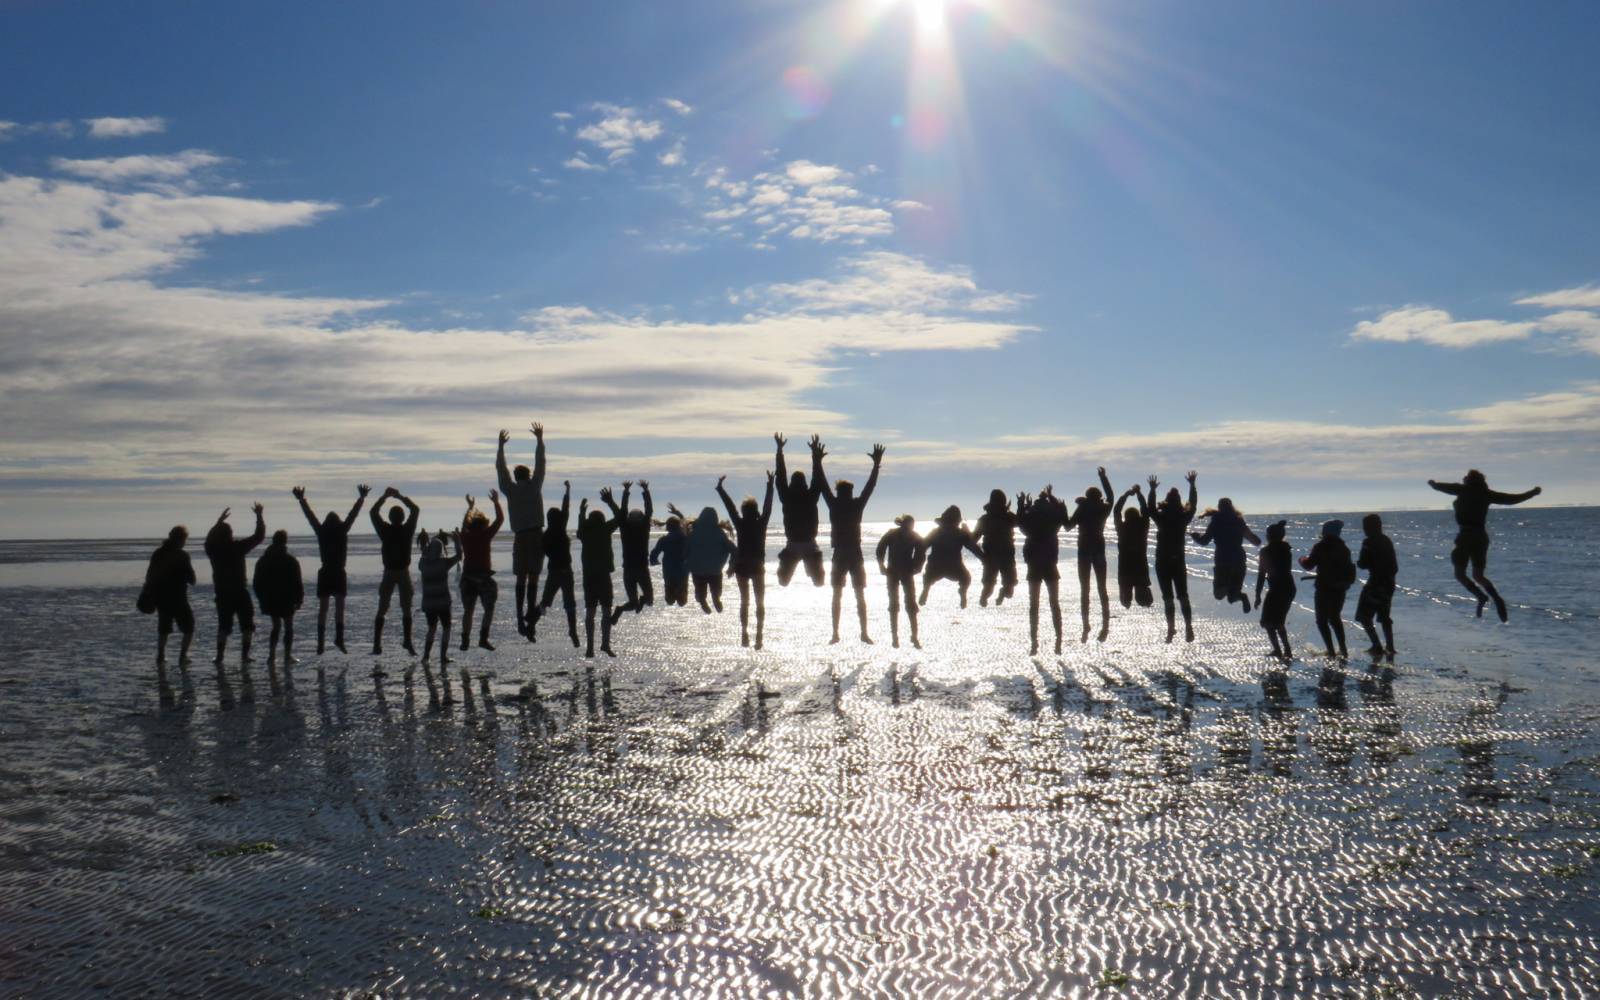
1150, 471, 1199, 643
417, 529, 463, 700
877, 515, 927, 649
918, 505, 983, 608
293, 483, 369, 654
1065, 466, 1116, 643
1299, 519, 1356, 659
611, 480, 655, 622
575, 489, 623, 658
814, 437, 886, 645
143, 525, 196, 668
204, 502, 266, 670
1254, 520, 1296, 660
974, 489, 1018, 607
369, 487, 420, 657
717, 470, 776, 648
1113, 480, 1155, 612
251, 530, 305, 669
1427, 470, 1542, 621
772, 433, 825, 588
457, 489, 504, 652
1018, 486, 1069, 655
1192, 496, 1260, 614
538, 481, 581, 647
497, 422, 547, 641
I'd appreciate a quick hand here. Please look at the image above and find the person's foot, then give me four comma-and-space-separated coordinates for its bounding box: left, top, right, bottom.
317, 641, 325, 655
959, 593, 968, 609
979, 595, 989, 608
699, 602, 712, 615
911, 637, 921, 650
516, 619, 528, 637
478, 638, 495, 651
459, 636, 470, 652
156, 655, 166, 667
285, 655, 298, 666
213, 654, 225, 666
1054, 637, 1063, 655
241, 652, 254, 664
335, 640, 347, 654
1030, 639, 1039, 656
1185, 624, 1195, 643
1366, 644, 1385, 657
713, 598, 724, 613
1080, 626, 1090, 644
1097, 626, 1109, 643
441, 654, 451, 666
441, 691, 455, 706
1165, 627, 1176, 644
584, 647, 595, 659
569, 630, 581, 648
1385, 645, 1397, 657
371, 643, 383, 656
830, 635, 841, 645
891, 636, 900, 649
1475, 596, 1488, 618
1323, 647, 1336, 658
600, 645, 615, 658
1494, 598, 1509, 623
860, 632, 873, 645
1241, 595, 1252, 614
754, 636, 763, 651
402, 640, 416, 656
179, 655, 192, 667
741, 634, 750, 647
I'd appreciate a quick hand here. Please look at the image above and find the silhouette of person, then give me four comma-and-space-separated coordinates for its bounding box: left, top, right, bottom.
497, 423, 547, 641
1354, 513, 1398, 657
370, 487, 420, 656
684, 504, 736, 614
814, 437, 886, 644
717, 471, 775, 648
293, 483, 369, 654
204, 503, 265, 668
612, 480, 655, 622
144, 525, 196, 667
1192, 497, 1259, 613
418, 531, 462, 682
1066, 467, 1116, 642
1113, 480, 1154, 610
538, 481, 581, 647
773, 433, 825, 587
458, 490, 504, 651
1018, 486, 1069, 655
1299, 519, 1356, 658
576, 490, 622, 657
1255, 520, 1296, 660
1151, 471, 1199, 643
919, 505, 983, 608
1427, 470, 1542, 621
651, 513, 690, 607
877, 514, 927, 648
974, 489, 1018, 607
252, 529, 304, 668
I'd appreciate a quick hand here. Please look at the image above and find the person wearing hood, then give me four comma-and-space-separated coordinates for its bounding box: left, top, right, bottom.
684, 504, 737, 615
205, 502, 266, 669
919, 505, 983, 608
1254, 520, 1296, 660
717, 471, 775, 648
1191, 496, 1260, 613
974, 489, 1019, 607
457, 490, 504, 652
814, 437, 886, 645
143, 525, 197, 667
496, 423, 547, 641
773, 433, 826, 588
651, 512, 691, 607
538, 481, 581, 647
1018, 486, 1069, 655
575, 489, 624, 658
1427, 470, 1542, 621
877, 515, 927, 648
1065, 467, 1116, 643
1113, 480, 1155, 612
418, 530, 462, 685
1299, 519, 1357, 658
293, 483, 369, 655
1355, 513, 1399, 657
251, 529, 304, 668
612, 480, 655, 622
1151, 471, 1199, 643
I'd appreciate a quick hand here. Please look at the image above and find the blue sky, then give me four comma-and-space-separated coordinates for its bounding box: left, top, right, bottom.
2, 0, 1597, 535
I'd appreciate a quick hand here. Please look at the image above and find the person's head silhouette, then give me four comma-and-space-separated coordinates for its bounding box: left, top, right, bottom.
514, 463, 531, 483
388, 506, 405, 526
836, 479, 855, 501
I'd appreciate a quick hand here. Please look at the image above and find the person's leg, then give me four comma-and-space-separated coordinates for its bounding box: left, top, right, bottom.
853, 561, 870, 643
214, 602, 230, 666
1265, 603, 1283, 658
886, 575, 901, 647
979, 561, 997, 607
333, 592, 346, 652
737, 575, 752, 646
157, 613, 171, 665
398, 574, 416, 654
1094, 554, 1110, 641
267, 616, 281, 666
710, 574, 724, 613
640, 565, 654, 608
1000, 561, 1016, 605
584, 602, 597, 657
1047, 578, 1063, 654
317, 592, 330, 654
752, 573, 766, 649
239, 601, 255, 665
918, 569, 933, 607
1356, 586, 1382, 653
1077, 557, 1092, 643
806, 548, 825, 588
1135, 582, 1153, 608
1027, 577, 1042, 655
563, 582, 579, 646
599, 597, 614, 656
1450, 538, 1489, 616
1277, 624, 1293, 659
177, 608, 194, 665
459, 579, 477, 651
695, 575, 712, 614
374, 572, 395, 653
423, 611, 437, 664
904, 577, 921, 647
956, 563, 971, 609
1174, 570, 1194, 642
1156, 562, 1176, 642
515, 570, 528, 636
777, 546, 799, 587
283, 612, 296, 664
1119, 577, 1133, 610
1330, 589, 1348, 656
478, 578, 497, 649
1314, 591, 1335, 655
1471, 542, 1508, 622
830, 556, 844, 642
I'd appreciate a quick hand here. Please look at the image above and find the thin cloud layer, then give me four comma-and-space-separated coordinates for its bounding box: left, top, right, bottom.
83, 116, 168, 138
1352, 285, 1600, 355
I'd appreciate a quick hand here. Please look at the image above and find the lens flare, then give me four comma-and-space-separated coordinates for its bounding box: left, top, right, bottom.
781, 65, 831, 120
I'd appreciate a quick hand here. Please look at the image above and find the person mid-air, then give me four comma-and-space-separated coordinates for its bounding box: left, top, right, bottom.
417, 530, 463, 687
1150, 472, 1199, 643
814, 437, 886, 645
1355, 514, 1398, 657
292, 484, 368, 654
204, 503, 265, 669
919, 505, 983, 608
717, 471, 775, 649
651, 513, 691, 608
370, 487, 420, 656
974, 489, 1019, 607
612, 480, 655, 622
1255, 520, 1296, 660
1113, 480, 1154, 611
1300, 519, 1356, 658
683, 504, 736, 615
773, 433, 826, 589
457, 490, 504, 652
1065, 467, 1116, 643
877, 514, 927, 649
1018, 486, 1069, 656
1427, 470, 1541, 621
1192, 497, 1259, 613
496, 423, 547, 642
576, 489, 623, 658
251, 530, 304, 668
539, 482, 581, 647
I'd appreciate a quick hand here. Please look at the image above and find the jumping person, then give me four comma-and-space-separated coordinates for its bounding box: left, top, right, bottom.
1018, 487, 1069, 655
717, 471, 775, 648
1192, 497, 1259, 613
496, 423, 547, 641
1151, 472, 1199, 643
1255, 520, 1296, 660
773, 433, 825, 588
293, 483, 369, 654
457, 490, 504, 652
251, 530, 304, 668
877, 515, 927, 648
1113, 482, 1154, 610
1427, 471, 1542, 621
143, 526, 196, 667
370, 487, 420, 656
684, 505, 736, 615
204, 503, 265, 669
575, 491, 622, 657
1300, 519, 1356, 658
651, 513, 690, 607
1066, 467, 1116, 643
919, 505, 983, 608
538, 482, 581, 647
1355, 514, 1398, 657
612, 480, 655, 622
417, 531, 462, 697
814, 437, 886, 645
974, 489, 1018, 607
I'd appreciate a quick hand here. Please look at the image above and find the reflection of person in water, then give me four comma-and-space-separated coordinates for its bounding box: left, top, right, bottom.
877, 514, 927, 648
717, 472, 775, 648
613, 481, 655, 621
684, 505, 736, 615
773, 433, 825, 588
458, 490, 504, 652
205, 503, 266, 669
144, 525, 197, 667
369, 487, 420, 656
1255, 520, 1296, 660
251, 530, 305, 668
1192, 497, 1260, 613
1113, 480, 1154, 611
293, 484, 368, 654
1427, 470, 1542, 621
418, 531, 462, 683
1355, 514, 1398, 657
1018, 486, 1069, 655
919, 505, 983, 608
1066, 467, 1116, 642
496, 423, 546, 641
814, 437, 885, 645
1151, 472, 1199, 643
974, 489, 1018, 607
576, 490, 622, 658
650, 513, 690, 607
538, 482, 581, 648
1300, 519, 1356, 658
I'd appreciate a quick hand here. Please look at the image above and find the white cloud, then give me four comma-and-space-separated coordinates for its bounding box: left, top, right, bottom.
0, 121, 16, 141
661, 98, 693, 116
892, 199, 929, 211
1515, 284, 1600, 310
562, 153, 605, 172
51, 149, 225, 183
575, 103, 664, 163
657, 142, 685, 167
552, 111, 574, 121
83, 116, 168, 138
1350, 306, 1535, 348
784, 160, 843, 187
700, 159, 901, 245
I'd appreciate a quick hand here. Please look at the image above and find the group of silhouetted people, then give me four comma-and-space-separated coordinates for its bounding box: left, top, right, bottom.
139, 424, 1544, 680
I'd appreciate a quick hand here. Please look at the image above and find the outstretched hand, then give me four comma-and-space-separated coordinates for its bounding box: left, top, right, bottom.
766, 470, 774, 486
638, 479, 649, 490
531, 422, 544, 439
1532, 486, 1543, 496
1097, 465, 1106, 477
383, 486, 399, 498
808, 434, 826, 459
774, 432, 786, 449
357, 483, 371, 497
218, 507, 231, 523
716, 475, 727, 488
1185, 470, 1198, 484
1148, 475, 1159, 492
599, 486, 614, 502
488, 489, 499, 504
498, 429, 510, 446
251, 502, 264, 518
292, 486, 306, 499
465, 494, 475, 508
870, 443, 886, 463
668, 502, 685, 519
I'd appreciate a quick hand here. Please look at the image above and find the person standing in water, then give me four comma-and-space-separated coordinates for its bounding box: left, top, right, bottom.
204, 503, 266, 669
576, 490, 622, 658
538, 482, 581, 647
293, 484, 369, 654
143, 525, 196, 667
651, 513, 691, 607
1113, 481, 1154, 611
814, 437, 886, 645
1018, 486, 1069, 655
772, 433, 826, 588
1427, 470, 1542, 621
457, 490, 504, 652
684, 504, 736, 615
1299, 519, 1356, 658
877, 514, 927, 649
717, 472, 775, 648
251, 530, 305, 668
1151, 471, 1199, 643
370, 487, 420, 656
1066, 467, 1116, 643
1254, 520, 1296, 660
612, 480, 655, 622
1355, 513, 1399, 657
1192, 497, 1259, 613
974, 489, 1019, 607
919, 505, 983, 608
496, 423, 547, 641
417, 531, 462, 700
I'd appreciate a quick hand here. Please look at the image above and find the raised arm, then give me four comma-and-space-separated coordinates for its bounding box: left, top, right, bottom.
1184, 471, 1198, 517
489, 490, 504, 533
461, 495, 475, 532
370, 491, 388, 532
599, 485, 622, 519
760, 471, 775, 524
858, 443, 886, 505
1427, 479, 1463, 496
1098, 466, 1114, 505
773, 434, 790, 501
560, 480, 571, 521
1114, 490, 1131, 522
715, 476, 740, 524
618, 481, 633, 518
496, 429, 514, 494
811, 436, 835, 506
1488, 485, 1542, 506
241, 503, 266, 551
399, 491, 420, 531
293, 486, 319, 533
532, 422, 547, 490
640, 480, 653, 521
343, 484, 370, 530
